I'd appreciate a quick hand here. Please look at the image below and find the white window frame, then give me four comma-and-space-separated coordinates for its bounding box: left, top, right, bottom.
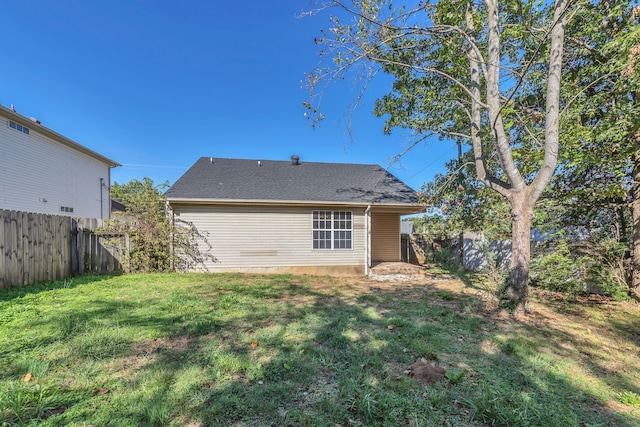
8, 120, 30, 135
312, 210, 353, 250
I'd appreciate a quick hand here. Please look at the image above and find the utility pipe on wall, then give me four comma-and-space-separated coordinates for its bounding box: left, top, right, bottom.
100, 178, 104, 219
365, 204, 371, 276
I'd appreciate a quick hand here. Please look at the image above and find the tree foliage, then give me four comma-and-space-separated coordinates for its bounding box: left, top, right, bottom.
307, 0, 575, 313
530, 236, 629, 300
541, 1, 640, 297
550, 1, 640, 237
419, 148, 567, 241
420, 150, 512, 240
106, 178, 211, 273
109, 178, 171, 272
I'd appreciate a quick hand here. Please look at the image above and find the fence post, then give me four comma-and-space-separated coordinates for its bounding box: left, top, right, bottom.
0, 210, 6, 289
124, 232, 131, 273
71, 218, 79, 274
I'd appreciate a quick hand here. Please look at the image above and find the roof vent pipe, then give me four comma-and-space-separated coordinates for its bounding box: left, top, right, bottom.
291, 155, 300, 165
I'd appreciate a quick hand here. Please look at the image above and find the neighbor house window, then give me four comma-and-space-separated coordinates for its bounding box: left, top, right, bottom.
312, 211, 352, 249
8, 120, 29, 135
60, 206, 74, 213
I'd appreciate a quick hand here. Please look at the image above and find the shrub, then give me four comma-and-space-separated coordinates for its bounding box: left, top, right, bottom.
432, 247, 458, 270
578, 238, 629, 301
530, 238, 629, 300
530, 241, 584, 295
103, 178, 215, 273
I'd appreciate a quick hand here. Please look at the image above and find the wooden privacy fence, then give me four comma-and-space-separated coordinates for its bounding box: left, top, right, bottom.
0, 209, 129, 289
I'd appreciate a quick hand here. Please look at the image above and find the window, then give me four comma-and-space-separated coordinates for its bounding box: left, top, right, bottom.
60, 206, 74, 213
313, 211, 352, 249
8, 120, 29, 135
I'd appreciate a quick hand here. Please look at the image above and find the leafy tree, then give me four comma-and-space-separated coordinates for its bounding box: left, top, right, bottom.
404, 1, 638, 300
306, 0, 574, 314
110, 177, 168, 217
549, 1, 640, 296
107, 178, 210, 272
110, 178, 170, 272
421, 150, 512, 240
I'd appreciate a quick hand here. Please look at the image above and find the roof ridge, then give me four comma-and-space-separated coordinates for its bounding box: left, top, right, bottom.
199, 156, 381, 168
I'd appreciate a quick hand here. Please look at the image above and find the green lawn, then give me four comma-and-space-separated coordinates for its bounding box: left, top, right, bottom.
1, 272, 639, 426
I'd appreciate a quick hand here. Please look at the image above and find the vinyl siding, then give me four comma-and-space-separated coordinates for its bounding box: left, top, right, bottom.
0, 114, 111, 218
371, 212, 401, 262
171, 204, 366, 271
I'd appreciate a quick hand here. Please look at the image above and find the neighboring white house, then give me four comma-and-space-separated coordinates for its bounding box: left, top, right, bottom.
165, 156, 424, 276
0, 104, 120, 219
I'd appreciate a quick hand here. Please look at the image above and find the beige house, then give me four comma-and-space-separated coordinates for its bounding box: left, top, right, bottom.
165, 156, 424, 276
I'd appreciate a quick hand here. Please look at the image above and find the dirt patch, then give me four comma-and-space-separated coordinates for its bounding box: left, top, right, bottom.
132, 336, 198, 356
406, 359, 447, 385
370, 262, 432, 276
298, 369, 339, 405
110, 336, 202, 379
368, 262, 460, 284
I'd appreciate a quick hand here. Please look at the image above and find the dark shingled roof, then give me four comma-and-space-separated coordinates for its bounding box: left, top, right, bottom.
165, 157, 420, 206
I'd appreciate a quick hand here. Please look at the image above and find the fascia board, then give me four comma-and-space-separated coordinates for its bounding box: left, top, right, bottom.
166, 197, 424, 212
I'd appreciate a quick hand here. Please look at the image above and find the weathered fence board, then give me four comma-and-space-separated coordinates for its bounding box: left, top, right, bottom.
1, 209, 129, 289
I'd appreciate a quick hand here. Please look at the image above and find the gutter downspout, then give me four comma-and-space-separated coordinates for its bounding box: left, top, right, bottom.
365, 204, 371, 277
166, 201, 175, 272
100, 178, 104, 220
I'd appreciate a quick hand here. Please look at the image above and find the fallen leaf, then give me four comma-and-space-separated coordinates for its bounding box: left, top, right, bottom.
92, 388, 109, 395
23, 372, 32, 382
251, 341, 258, 348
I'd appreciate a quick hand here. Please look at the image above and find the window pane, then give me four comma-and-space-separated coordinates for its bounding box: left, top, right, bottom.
334, 229, 352, 249
313, 210, 352, 250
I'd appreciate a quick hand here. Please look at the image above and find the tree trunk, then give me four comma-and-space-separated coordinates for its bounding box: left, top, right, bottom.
618, 206, 627, 243
632, 131, 640, 300
505, 192, 534, 315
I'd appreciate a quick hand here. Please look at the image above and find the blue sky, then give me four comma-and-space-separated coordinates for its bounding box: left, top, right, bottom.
0, 0, 458, 191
